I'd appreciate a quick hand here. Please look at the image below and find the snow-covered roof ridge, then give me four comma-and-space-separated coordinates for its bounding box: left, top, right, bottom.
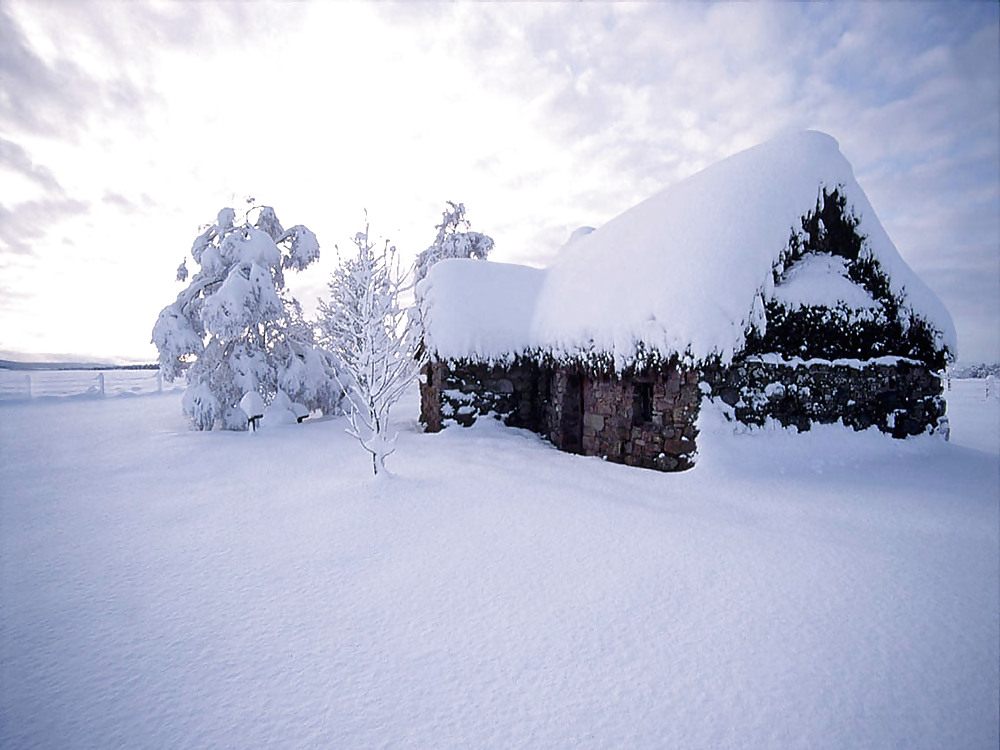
421, 130, 956, 366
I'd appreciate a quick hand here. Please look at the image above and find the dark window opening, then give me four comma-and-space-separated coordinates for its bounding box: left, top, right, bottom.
560, 373, 584, 454
632, 382, 653, 426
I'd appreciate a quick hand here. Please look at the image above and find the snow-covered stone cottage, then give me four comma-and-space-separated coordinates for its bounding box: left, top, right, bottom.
417, 131, 956, 471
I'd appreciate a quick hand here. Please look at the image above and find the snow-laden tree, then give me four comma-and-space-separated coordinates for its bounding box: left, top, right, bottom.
271, 290, 343, 418
152, 204, 340, 430
413, 201, 494, 288
318, 221, 424, 475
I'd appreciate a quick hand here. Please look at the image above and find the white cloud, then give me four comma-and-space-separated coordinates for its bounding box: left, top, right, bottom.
0, 0, 997, 362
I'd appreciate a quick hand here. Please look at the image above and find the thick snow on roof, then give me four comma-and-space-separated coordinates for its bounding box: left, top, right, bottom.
422, 131, 956, 365
418, 259, 546, 361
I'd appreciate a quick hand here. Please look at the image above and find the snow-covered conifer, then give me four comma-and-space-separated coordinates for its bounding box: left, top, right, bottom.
152, 204, 339, 430
319, 221, 424, 475
413, 201, 494, 288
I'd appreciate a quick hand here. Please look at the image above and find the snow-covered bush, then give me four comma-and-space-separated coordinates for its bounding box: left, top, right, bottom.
318, 221, 425, 475
413, 201, 494, 288
152, 204, 340, 430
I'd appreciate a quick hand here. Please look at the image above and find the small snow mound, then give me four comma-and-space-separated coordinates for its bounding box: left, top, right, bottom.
564, 226, 596, 246
261, 389, 299, 428
772, 254, 879, 310
239, 391, 266, 419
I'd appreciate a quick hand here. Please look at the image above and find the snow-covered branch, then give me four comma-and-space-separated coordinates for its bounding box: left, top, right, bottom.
320, 221, 425, 475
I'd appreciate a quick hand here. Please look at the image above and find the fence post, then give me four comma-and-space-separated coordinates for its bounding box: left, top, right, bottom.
25, 373, 31, 399
98, 372, 105, 397
157, 370, 163, 392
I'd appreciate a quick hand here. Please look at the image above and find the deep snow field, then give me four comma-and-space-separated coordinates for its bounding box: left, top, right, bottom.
1, 379, 997, 749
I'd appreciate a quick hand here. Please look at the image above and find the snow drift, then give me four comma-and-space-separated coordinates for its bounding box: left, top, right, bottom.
0, 384, 996, 749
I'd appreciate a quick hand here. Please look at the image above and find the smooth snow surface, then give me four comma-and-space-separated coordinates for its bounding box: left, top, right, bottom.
1, 384, 997, 749
418, 259, 547, 362
421, 131, 956, 366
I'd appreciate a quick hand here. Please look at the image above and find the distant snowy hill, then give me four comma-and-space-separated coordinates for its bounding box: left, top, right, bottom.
0, 359, 156, 371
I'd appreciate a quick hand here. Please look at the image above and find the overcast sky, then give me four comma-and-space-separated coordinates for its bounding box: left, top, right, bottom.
2, 1, 998, 364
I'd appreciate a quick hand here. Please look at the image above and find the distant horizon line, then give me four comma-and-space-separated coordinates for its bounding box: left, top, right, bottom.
0, 356, 158, 371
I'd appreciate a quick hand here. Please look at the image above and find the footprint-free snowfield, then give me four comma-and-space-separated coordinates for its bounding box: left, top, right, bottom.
1, 384, 997, 748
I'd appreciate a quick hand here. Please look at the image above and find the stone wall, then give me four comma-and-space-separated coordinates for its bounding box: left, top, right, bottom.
421, 354, 946, 471
421, 358, 703, 471
704, 357, 946, 437
418, 360, 447, 432
572, 368, 701, 471
419, 359, 543, 432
